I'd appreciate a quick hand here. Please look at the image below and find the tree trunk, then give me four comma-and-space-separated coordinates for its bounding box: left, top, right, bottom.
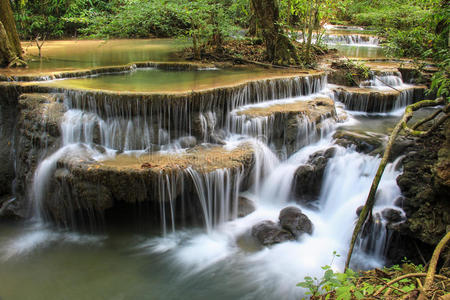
287, 0, 292, 26
248, 0, 258, 37
192, 32, 201, 60
250, 0, 300, 65
304, 0, 316, 65
0, 0, 25, 67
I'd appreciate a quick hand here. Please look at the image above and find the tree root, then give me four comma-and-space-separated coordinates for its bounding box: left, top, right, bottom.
373, 273, 449, 297
7, 57, 27, 68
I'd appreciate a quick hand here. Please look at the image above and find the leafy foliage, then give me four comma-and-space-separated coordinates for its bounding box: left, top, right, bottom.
429, 51, 450, 100
12, 0, 246, 41
297, 256, 440, 300
338, 0, 448, 62
12, 0, 116, 39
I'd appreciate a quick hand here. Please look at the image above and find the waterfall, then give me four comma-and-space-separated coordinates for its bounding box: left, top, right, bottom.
297, 33, 380, 47
333, 68, 423, 114
185, 167, 242, 232
360, 74, 404, 88
12, 61, 420, 300
321, 34, 380, 46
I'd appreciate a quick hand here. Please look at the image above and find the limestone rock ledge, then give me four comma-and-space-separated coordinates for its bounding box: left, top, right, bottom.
10, 93, 65, 217
46, 145, 255, 222
333, 86, 426, 112
232, 97, 337, 153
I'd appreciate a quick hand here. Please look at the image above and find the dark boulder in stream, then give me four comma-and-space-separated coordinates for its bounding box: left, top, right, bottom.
333, 130, 414, 161
381, 208, 405, 223
251, 207, 314, 246
251, 220, 295, 246
279, 206, 313, 237
293, 147, 336, 203
238, 196, 256, 218
333, 130, 383, 154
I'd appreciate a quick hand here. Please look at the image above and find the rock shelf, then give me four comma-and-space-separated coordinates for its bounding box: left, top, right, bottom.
333, 85, 426, 112
41, 144, 254, 223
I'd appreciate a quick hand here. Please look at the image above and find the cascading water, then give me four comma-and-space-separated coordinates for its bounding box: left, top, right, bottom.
331, 71, 422, 113
3, 61, 417, 299
300, 34, 380, 47
360, 73, 404, 88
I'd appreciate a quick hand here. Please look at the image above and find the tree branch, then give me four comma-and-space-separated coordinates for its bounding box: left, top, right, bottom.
418, 231, 450, 300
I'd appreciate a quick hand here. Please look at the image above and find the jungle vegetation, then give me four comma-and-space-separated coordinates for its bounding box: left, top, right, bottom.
5, 0, 448, 65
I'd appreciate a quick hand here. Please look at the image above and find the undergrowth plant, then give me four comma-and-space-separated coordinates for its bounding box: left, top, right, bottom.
297, 254, 433, 300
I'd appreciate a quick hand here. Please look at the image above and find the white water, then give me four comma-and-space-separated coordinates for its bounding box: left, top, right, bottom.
297, 30, 380, 47
313, 34, 380, 47
332, 71, 421, 113
6, 62, 414, 299
136, 137, 403, 299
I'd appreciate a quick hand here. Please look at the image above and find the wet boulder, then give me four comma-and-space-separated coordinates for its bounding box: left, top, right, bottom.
0, 196, 16, 218
238, 196, 256, 218
210, 129, 227, 145
333, 130, 383, 154
394, 196, 405, 207
251, 220, 295, 246
356, 205, 364, 217
279, 206, 313, 238
381, 208, 405, 223
388, 136, 415, 160
178, 136, 197, 148
293, 147, 336, 203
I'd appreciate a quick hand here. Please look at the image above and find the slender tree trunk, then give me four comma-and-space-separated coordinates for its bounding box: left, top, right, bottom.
304, 0, 316, 65
210, 2, 223, 54
192, 32, 201, 60
287, 0, 292, 26
248, 0, 258, 37
0, 0, 25, 67
251, 0, 300, 65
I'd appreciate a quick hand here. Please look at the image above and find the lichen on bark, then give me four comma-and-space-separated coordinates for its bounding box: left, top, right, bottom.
0, 0, 26, 67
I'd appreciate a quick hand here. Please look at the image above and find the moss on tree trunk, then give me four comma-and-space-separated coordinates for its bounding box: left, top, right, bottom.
0, 0, 25, 67
250, 0, 299, 65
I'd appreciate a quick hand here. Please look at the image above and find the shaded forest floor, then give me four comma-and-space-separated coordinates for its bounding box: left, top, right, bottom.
179, 38, 337, 69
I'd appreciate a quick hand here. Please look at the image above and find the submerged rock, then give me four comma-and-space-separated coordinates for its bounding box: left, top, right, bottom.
293, 147, 336, 202
381, 208, 404, 223
356, 205, 364, 217
238, 196, 256, 218
178, 136, 197, 148
333, 129, 415, 161
279, 206, 313, 237
251, 220, 295, 246
0, 195, 16, 218
333, 130, 383, 154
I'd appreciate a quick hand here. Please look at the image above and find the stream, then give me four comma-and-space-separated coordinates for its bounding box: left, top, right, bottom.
0, 29, 423, 300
